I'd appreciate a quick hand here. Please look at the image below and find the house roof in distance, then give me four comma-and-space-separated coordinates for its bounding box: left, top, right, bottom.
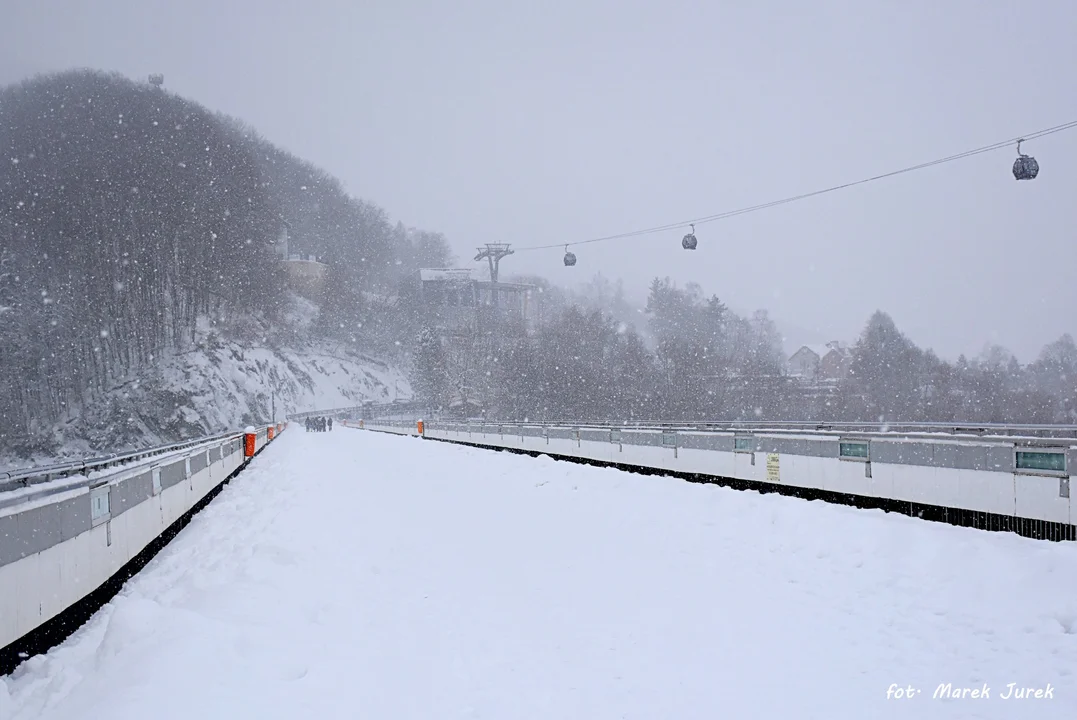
790, 342, 850, 361
419, 268, 489, 282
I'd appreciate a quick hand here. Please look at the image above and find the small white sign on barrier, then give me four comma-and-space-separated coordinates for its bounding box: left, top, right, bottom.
90, 486, 111, 527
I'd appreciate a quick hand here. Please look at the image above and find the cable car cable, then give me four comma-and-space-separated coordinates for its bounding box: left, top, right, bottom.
518, 118, 1077, 253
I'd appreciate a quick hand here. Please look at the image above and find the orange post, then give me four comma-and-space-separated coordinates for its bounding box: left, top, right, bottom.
244, 426, 256, 458
417, 419, 424, 435
268, 426, 275, 440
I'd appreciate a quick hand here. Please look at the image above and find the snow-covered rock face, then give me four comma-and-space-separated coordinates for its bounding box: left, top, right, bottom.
144, 334, 411, 431
0, 295, 413, 470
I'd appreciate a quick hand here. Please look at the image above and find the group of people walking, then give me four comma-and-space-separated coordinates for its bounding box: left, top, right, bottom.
305, 416, 333, 432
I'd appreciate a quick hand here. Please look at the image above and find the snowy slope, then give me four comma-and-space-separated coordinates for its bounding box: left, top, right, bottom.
144, 332, 410, 432
3, 430, 1075, 718
0, 295, 412, 470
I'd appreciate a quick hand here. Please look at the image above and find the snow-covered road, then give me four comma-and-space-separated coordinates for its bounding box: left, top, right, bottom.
3, 428, 1076, 719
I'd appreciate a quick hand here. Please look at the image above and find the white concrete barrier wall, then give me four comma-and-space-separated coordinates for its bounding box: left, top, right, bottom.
0, 424, 286, 651
356, 420, 1073, 533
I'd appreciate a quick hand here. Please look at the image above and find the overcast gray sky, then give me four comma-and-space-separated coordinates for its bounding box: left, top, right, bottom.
3, 0, 1075, 361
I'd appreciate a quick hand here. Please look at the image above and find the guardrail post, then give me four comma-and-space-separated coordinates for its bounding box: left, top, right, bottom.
268, 425, 275, 441
417, 419, 424, 436
244, 426, 256, 459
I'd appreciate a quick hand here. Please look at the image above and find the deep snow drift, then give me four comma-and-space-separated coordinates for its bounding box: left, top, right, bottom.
3, 429, 1075, 718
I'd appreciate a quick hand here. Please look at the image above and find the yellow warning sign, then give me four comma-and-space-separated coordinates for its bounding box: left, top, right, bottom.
766, 453, 780, 482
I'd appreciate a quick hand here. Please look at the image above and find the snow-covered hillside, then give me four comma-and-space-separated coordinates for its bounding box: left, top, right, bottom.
0, 295, 412, 470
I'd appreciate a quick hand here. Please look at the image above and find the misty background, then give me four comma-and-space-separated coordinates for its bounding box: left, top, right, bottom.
3, 0, 1076, 361
4, 1, 1077, 468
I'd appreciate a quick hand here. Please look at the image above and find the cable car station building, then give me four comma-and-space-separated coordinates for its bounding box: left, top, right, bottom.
415, 268, 539, 336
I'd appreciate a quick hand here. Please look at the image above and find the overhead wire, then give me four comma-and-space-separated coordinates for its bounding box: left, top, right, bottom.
517, 119, 1077, 253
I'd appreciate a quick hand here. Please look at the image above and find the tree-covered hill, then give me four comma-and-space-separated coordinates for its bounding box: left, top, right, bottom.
0, 69, 447, 458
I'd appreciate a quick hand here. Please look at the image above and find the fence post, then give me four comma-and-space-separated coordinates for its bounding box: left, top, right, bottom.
244, 426, 256, 458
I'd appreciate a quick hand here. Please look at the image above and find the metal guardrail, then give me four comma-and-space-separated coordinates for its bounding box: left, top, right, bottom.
0, 429, 249, 494
501, 420, 1077, 442
378, 418, 1077, 448
351, 403, 1077, 442
288, 400, 424, 422
287, 406, 365, 421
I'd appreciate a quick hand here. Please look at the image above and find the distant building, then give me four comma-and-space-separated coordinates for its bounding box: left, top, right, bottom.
273, 220, 327, 301
284, 256, 327, 301
412, 267, 540, 416
819, 342, 852, 381
788, 346, 823, 380
788, 341, 851, 382
415, 268, 538, 335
